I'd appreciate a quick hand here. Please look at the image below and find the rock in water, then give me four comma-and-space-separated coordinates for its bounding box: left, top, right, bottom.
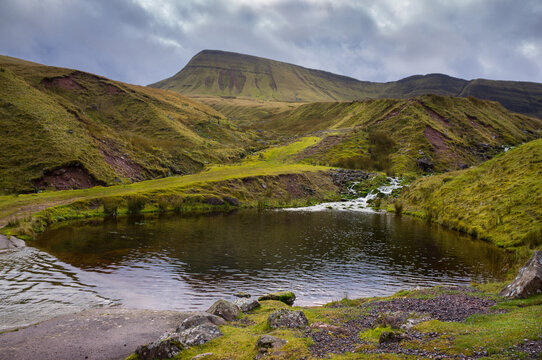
233, 291, 251, 298
267, 309, 308, 329
500, 251, 542, 298
258, 291, 296, 305
206, 299, 240, 321
135, 337, 184, 360
233, 298, 260, 313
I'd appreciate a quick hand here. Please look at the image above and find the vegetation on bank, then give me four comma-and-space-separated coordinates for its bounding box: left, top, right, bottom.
126, 287, 542, 360
0, 136, 339, 239
393, 139, 542, 249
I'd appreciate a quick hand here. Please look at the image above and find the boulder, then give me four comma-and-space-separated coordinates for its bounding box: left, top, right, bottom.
178, 323, 223, 347
255, 335, 288, 360
258, 291, 296, 306
0, 235, 25, 250
256, 334, 287, 349
233, 298, 260, 313
267, 309, 308, 329
177, 313, 226, 332
206, 299, 240, 321
379, 331, 404, 345
500, 251, 542, 298
376, 312, 410, 329
135, 337, 184, 360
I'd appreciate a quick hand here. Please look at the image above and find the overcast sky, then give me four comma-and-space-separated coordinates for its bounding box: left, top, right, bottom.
1, 0, 541, 85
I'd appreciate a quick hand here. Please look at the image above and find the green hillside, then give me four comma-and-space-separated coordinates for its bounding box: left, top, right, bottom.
396, 138, 542, 248
0, 55, 253, 193
263, 95, 542, 175
151, 50, 542, 119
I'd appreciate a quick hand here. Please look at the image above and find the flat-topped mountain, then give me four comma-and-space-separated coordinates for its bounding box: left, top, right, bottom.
151, 50, 542, 119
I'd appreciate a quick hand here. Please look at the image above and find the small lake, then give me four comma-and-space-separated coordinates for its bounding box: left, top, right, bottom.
0, 210, 510, 330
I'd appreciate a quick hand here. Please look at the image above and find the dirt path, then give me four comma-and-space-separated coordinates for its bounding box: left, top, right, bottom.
0, 308, 194, 360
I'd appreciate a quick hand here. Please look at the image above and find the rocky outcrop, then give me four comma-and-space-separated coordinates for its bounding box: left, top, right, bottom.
0, 235, 25, 250
135, 337, 185, 360
137, 312, 224, 359
177, 323, 222, 347
206, 299, 240, 321
500, 251, 542, 298
267, 309, 308, 329
176, 313, 226, 332
258, 291, 296, 306
233, 298, 260, 313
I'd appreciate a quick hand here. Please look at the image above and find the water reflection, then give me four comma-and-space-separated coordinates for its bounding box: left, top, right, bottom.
1, 210, 511, 329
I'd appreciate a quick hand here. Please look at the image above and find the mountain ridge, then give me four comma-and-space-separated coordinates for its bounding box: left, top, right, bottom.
151, 49, 542, 119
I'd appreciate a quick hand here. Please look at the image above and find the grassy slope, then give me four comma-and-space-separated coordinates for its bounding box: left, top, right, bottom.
263, 95, 542, 175
395, 139, 542, 248
150, 50, 542, 119
0, 55, 253, 193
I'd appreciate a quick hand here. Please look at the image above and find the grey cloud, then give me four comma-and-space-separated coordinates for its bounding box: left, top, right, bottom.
0, 0, 540, 85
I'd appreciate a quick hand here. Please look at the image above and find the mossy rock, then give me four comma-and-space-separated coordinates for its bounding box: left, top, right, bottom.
258, 291, 296, 306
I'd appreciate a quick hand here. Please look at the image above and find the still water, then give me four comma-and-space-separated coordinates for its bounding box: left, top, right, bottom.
0, 210, 509, 330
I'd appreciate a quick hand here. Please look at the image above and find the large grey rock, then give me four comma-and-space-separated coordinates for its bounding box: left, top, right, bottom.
206, 299, 240, 322
177, 313, 226, 332
178, 323, 222, 347
267, 309, 308, 329
258, 291, 296, 306
0, 235, 25, 250
233, 298, 260, 313
135, 336, 184, 360
500, 251, 542, 298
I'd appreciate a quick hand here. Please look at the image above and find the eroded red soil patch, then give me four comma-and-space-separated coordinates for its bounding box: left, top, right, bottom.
99, 140, 144, 181
32, 163, 103, 190
41, 75, 82, 91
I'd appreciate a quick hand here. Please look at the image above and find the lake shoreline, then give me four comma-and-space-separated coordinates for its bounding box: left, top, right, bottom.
1, 284, 540, 360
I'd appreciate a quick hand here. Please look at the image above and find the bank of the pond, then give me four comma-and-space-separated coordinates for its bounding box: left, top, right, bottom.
0, 168, 348, 241
1, 286, 540, 360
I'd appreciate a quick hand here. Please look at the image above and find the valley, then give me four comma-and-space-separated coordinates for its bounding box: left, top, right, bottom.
0, 50, 541, 360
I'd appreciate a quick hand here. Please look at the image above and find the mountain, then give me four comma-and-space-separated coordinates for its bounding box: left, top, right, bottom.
151, 50, 542, 119
0, 55, 252, 193
264, 95, 542, 174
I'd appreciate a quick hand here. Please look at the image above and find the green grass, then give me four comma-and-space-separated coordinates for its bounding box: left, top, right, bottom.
413, 295, 542, 357
396, 139, 542, 248
263, 95, 542, 175
0, 55, 256, 193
